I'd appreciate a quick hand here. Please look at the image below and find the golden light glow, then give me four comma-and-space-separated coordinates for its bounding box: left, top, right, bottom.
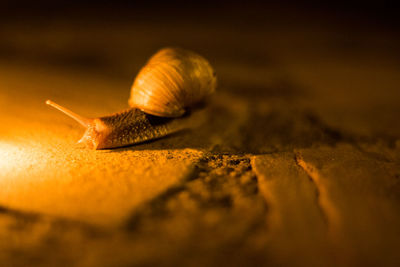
0, 142, 45, 179
0, 142, 19, 173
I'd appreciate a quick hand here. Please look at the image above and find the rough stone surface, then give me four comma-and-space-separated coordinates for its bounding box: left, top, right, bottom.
0, 8, 399, 266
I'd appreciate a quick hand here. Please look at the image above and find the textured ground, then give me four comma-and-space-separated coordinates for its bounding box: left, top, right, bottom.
0, 9, 400, 266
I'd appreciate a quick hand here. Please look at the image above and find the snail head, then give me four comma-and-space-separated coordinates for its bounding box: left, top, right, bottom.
46, 100, 110, 149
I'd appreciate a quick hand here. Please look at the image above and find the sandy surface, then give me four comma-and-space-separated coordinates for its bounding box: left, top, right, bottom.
0, 10, 400, 266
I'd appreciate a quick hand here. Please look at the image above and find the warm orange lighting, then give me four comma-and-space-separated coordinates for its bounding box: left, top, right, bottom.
0, 142, 18, 173
0, 142, 38, 177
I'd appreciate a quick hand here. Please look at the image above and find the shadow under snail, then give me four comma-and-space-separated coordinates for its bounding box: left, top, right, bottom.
46, 47, 217, 149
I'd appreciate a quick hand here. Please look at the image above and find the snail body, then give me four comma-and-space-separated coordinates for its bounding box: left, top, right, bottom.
46, 47, 217, 149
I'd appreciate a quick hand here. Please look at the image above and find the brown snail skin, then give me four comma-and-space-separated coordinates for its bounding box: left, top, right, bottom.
46, 47, 217, 149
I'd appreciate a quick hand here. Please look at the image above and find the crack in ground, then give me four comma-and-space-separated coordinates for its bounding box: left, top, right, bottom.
119, 153, 269, 265
122, 153, 269, 265
125, 153, 266, 230
294, 153, 341, 237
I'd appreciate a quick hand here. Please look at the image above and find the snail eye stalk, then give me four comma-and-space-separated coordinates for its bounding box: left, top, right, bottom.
46, 100, 92, 128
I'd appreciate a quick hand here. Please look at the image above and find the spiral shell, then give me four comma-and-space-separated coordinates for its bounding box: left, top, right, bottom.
128, 47, 217, 117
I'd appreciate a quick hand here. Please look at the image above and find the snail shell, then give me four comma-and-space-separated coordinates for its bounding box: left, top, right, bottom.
129, 47, 217, 117
46, 47, 217, 149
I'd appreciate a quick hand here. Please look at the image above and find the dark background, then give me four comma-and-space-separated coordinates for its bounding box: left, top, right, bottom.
1, 0, 398, 77
0, 0, 399, 27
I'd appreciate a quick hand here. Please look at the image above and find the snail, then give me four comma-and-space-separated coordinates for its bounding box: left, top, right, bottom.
46, 47, 217, 149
